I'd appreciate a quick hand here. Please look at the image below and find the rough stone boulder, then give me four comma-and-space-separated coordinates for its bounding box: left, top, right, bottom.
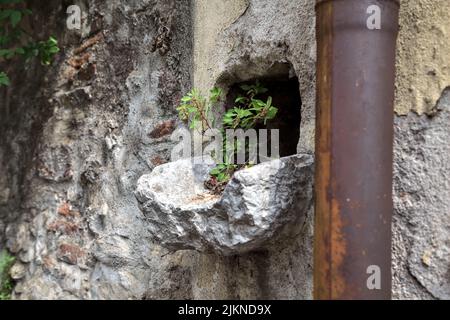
135, 154, 314, 255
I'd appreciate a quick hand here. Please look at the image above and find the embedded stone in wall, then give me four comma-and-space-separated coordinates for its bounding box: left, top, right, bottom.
36, 145, 73, 183
135, 154, 314, 255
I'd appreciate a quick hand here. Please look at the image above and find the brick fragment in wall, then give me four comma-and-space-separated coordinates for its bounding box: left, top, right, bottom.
149, 120, 176, 139
57, 243, 85, 266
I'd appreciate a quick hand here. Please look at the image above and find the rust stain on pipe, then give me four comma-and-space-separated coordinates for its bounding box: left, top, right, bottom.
314, 0, 400, 300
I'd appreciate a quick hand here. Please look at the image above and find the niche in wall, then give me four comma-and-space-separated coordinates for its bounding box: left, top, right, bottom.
224, 63, 302, 158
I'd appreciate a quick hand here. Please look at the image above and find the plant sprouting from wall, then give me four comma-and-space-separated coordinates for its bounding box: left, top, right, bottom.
0, 0, 60, 86
177, 81, 278, 192
0, 249, 15, 300
177, 87, 221, 132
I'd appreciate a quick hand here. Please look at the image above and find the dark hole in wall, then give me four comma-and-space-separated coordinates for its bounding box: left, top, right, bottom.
225, 73, 301, 159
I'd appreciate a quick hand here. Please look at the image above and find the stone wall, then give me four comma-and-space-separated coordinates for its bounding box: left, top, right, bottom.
0, 0, 448, 299
1, 0, 197, 299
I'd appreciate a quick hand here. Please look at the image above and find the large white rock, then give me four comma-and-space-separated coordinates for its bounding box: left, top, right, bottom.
135, 154, 314, 255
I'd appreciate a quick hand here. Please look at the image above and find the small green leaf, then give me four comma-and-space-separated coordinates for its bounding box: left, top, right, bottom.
266, 106, 278, 120
209, 167, 221, 176
10, 10, 22, 28
235, 96, 246, 104
209, 87, 222, 102
236, 109, 252, 118
253, 99, 266, 107
48, 46, 60, 54
0, 72, 10, 86
48, 36, 58, 45
217, 172, 228, 182
15, 47, 25, 54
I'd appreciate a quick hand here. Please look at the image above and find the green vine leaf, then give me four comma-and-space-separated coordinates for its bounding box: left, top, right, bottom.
0, 1, 59, 86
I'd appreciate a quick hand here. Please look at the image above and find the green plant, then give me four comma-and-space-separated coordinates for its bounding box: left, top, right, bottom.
0, 249, 15, 300
223, 82, 278, 130
209, 163, 237, 185
0, 0, 60, 86
177, 81, 278, 192
177, 88, 214, 132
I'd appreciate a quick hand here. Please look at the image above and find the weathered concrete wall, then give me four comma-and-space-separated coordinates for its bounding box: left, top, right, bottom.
193, 0, 249, 91
0, 0, 448, 300
392, 0, 450, 299
393, 88, 450, 299
395, 0, 450, 115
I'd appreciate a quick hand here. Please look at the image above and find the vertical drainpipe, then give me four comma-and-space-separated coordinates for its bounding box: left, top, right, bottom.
314, 0, 400, 299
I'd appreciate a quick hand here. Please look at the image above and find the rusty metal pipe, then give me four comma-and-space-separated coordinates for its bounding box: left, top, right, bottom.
314, 0, 400, 299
